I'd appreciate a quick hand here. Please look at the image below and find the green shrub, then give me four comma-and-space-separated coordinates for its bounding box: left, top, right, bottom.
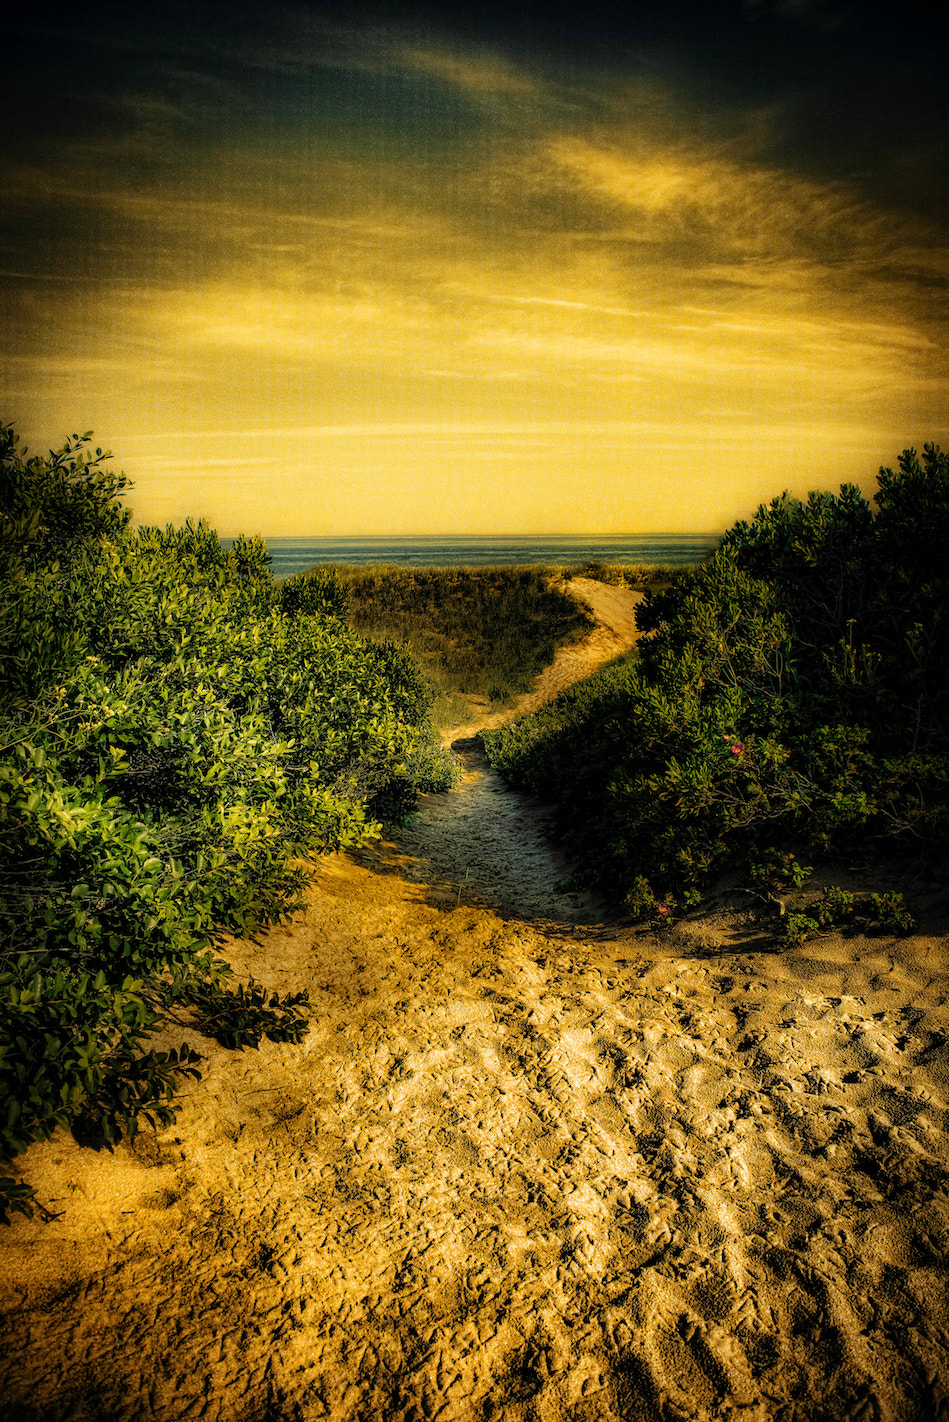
780, 885, 853, 946
0, 423, 131, 577
783, 913, 820, 949
869, 890, 915, 934
814, 884, 856, 926
278, 568, 348, 619
781, 885, 913, 947
485, 444, 949, 915
748, 849, 813, 892
0, 423, 457, 1219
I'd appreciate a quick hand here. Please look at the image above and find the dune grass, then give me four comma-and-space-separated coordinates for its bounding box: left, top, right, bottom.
564, 560, 678, 588
325, 564, 596, 726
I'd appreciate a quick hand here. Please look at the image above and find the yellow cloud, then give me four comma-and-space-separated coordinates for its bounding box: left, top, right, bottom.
398, 46, 541, 97
538, 135, 892, 258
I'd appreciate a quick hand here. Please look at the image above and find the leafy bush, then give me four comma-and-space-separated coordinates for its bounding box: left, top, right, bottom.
0, 422, 457, 1218
783, 913, 820, 950
278, 567, 348, 619
782, 886, 913, 947
0, 424, 131, 578
748, 849, 813, 893
814, 884, 856, 926
869, 890, 916, 934
485, 445, 949, 913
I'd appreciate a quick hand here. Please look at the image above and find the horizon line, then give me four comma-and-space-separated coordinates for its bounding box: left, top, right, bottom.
216, 531, 725, 541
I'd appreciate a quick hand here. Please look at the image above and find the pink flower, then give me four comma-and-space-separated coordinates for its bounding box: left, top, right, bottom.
656, 904, 669, 915
730, 743, 744, 755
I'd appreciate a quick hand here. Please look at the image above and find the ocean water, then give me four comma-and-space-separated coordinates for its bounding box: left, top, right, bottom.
233, 534, 720, 581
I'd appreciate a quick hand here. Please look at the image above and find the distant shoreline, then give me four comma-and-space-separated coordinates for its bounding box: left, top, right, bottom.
223, 533, 721, 581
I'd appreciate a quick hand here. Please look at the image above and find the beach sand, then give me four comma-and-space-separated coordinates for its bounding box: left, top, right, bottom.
2, 580, 948, 1422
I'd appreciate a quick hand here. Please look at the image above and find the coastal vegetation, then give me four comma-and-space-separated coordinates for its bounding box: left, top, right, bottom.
320, 564, 596, 724
285, 561, 674, 728
5, 421, 946, 1228
564, 561, 677, 589
484, 445, 949, 917
0, 423, 456, 1218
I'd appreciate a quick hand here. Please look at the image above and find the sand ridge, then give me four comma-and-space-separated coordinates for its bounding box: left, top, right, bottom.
440, 577, 645, 744
2, 580, 949, 1422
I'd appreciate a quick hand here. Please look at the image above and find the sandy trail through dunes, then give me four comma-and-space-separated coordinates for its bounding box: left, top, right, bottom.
2, 581, 949, 1422
440, 577, 645, 744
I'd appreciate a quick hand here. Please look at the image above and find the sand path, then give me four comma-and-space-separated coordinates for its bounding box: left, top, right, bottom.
3, 581, 949, 1422
440, 577, 645, 743
391, 577, 646, 926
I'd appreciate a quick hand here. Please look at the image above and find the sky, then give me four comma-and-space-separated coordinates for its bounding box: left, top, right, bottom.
1, 0, 947, 536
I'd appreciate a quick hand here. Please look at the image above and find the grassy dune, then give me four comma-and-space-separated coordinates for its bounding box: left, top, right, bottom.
333, 564, 593, 724
321, 562, 676, 728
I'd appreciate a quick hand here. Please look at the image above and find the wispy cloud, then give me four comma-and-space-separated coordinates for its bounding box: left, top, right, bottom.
540, 135, 896, 257
398, 46, 541, 98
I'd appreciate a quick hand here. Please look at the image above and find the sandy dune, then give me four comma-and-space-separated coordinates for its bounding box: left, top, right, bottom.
441, 578, 644, 744
2, 581, 949, 1422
